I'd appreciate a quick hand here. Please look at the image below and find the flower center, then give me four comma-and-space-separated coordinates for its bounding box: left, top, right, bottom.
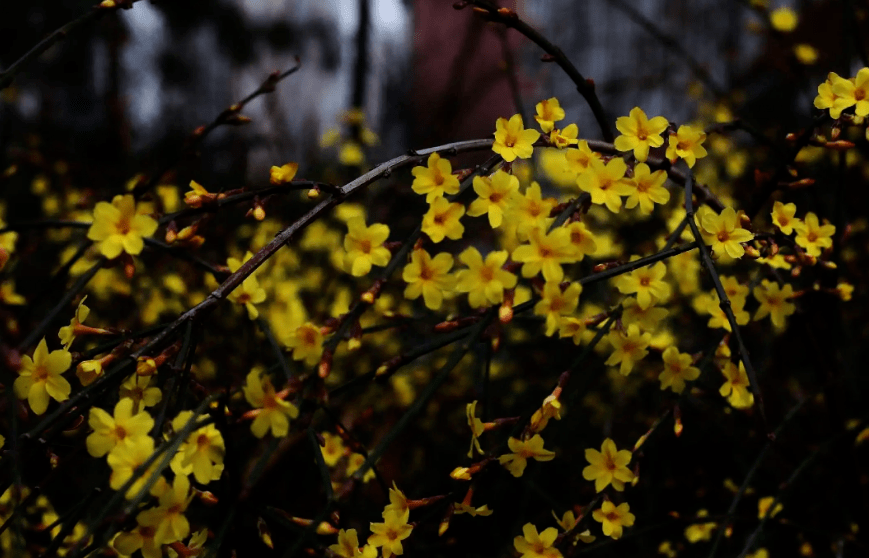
32, 365, 49, 382
480, 266, 495, 282
301, 328, 317, 346
114, 425, 127, 440
117, 218, 132, 235
359, 239, 372, 254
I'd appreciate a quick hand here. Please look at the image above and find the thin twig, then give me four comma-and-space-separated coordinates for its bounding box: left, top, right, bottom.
706, 397, 809, 558
465, 0, 614, 142
683, 173, 769, 433
606, 0, 726, 98
0, 2, 141, 91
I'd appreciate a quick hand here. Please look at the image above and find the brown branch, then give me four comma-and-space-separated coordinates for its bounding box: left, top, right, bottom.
606, 0, 726, 99
130, 61, 303, 200
463, 1, 615, 142
684, 171, 768, 433
0, 2, 143, 91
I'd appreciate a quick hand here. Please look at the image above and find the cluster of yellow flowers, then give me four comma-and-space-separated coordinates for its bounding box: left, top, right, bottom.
3, 60, 857, 555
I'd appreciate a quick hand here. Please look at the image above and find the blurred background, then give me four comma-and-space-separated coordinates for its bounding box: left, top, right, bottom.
0, 0, 842, 189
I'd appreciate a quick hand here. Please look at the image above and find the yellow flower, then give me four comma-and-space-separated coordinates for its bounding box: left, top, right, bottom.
226, 251, 267, 319
582, 438, 634, 492
836, 281, 854, 301
107, 436, 159, 498
493, 114, 540, 162
814, 72, 843, 113
624, 164, 670, 214
658, 347, 700, 394
499, 434, 556, 477
467, 170, 519, 228
534, 282, 582, 336
576, 157, 634, 213
466, 400, 487, 457
769, 7, 798, 32
169, 411, 225, 484
549, 124, 579, 149
243, 370, 299, 437
592, 501, 635, 539
770, 200, 797, 234
0, 281, 25, 305
86, 398, 154, 458
368, 510, 413, 558
330, 529, 377, 558
58, 296, 91, 349
615, 260, 671, 310
684, 509, 717, 543
529, 394, 563, 433
658, 541, 677, 558
344, 217, 391, 276
565, 140, 602, 177
832, 68, 869, 117
119, 373, 162, 408
700, 207, 754, 258
511, 182, 557, 239
558, 316, 588, 345
753, 279, 796, 328
411, 152, 460, 202
621, 297, 668, 333
512, 226, 573, 283
286, 322, 324, 366
793, 43, 818, 65
76, 355, 110, 386
269, 162, 298, 185
401, 249, 455, 310
321, 432, 346, 466
136, 474, 193, 545
455, 247, 517, 308
384, 482, 409, 517
694, 291, 750, 332
665, 125, 707, 168
552, 510, 578, 533
421, 196, 465, 243
605, 325, 651, 376
454, 502, 493, 516
513, 523, 562, 558
183, 180, 225, 208
339, 141, 365, 166
87, 194, 158, 259
758, 496, 783, 518
719, 361, 754, 409
613, 107, 669, 162
14, 338, 72, 415
113, 524, 162, 558
793, 211, 835, 257
346, 452, 376, 483
564, 221, 597, 260
534, 98, 566, 132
